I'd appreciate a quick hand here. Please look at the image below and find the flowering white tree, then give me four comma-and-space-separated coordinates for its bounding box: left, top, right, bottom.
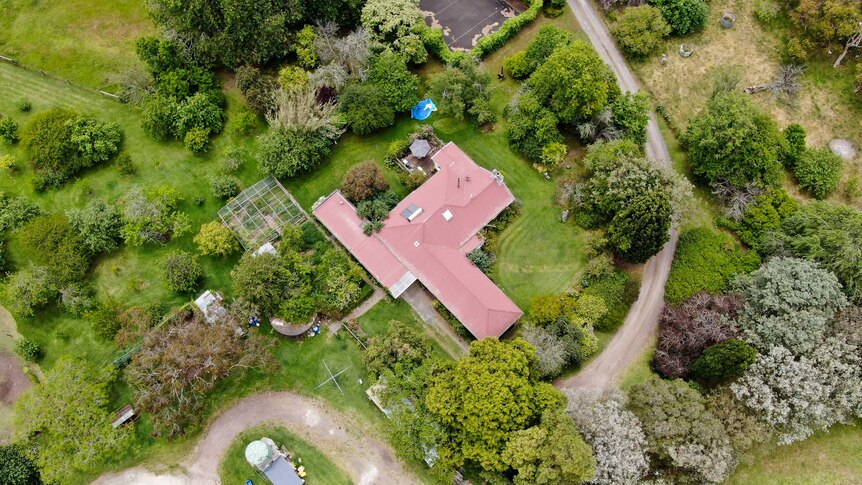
566, 389, 649, 485
732, 340, 862, 445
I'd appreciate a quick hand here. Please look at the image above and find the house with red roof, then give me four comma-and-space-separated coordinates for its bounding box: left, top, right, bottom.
313, 142, 523, 339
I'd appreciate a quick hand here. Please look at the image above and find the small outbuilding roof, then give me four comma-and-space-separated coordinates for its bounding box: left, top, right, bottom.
245, 440, 273, 468
264, 455, 304, 485
410, 139, 432, 158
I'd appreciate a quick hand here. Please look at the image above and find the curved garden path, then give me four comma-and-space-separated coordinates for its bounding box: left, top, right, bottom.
92, 392, 420, 485
556, 0, 678, 391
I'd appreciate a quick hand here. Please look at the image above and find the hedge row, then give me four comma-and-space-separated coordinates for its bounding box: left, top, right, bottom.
471, 0, 545, 58
664, 227, 761, 306
421, 0, 545, 63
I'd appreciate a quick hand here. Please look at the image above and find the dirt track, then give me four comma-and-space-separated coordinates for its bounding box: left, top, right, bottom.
92, 392, 420, 485
556, 0, 677, 391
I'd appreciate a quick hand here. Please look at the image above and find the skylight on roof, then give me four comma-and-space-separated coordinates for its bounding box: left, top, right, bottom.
442, 209, 453, 221
401, 204, 423, 222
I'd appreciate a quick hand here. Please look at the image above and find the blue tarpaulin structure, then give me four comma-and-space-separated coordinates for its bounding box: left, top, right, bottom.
411, 99, 437, 121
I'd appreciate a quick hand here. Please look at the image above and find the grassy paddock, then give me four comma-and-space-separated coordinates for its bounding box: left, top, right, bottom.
729, 421, 862, 485
219, 424, 352, 485
632, 0, 862, 194
0, 0, 154, 87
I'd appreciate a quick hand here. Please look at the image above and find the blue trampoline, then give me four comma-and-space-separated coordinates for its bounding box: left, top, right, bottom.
411, 99, 438, 121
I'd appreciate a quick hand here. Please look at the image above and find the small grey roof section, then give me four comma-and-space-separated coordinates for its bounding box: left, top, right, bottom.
263, 455, 304, 485
410, 139, 432, 158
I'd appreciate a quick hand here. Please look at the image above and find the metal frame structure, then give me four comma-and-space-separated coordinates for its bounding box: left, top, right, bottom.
218, 177, 306, 250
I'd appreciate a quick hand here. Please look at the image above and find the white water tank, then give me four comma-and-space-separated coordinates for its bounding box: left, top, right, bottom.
245, 440, 273, 469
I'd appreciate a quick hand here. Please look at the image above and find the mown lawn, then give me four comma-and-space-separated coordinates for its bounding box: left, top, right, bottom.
0, 0, 154, 87
729, 420, 862, 485
219, 424, 352, 485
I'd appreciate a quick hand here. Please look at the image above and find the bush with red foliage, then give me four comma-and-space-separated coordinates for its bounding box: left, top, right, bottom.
652, 292, 741, 378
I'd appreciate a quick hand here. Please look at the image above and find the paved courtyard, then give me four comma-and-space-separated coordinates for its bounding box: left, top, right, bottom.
421, 0, 520, 50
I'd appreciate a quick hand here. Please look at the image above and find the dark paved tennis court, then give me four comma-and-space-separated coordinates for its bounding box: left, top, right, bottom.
421, 0, 521, 50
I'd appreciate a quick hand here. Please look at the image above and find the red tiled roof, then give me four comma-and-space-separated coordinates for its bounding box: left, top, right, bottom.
312, 192, 409, 288
313, 143, 523, 339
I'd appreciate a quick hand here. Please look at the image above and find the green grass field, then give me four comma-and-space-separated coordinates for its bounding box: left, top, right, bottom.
220, 424, 352, 485
0, 0, 154, 87
729, 420, 862, 485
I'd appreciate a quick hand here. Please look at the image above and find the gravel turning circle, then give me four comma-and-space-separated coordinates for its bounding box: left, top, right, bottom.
92, 392, 420, 485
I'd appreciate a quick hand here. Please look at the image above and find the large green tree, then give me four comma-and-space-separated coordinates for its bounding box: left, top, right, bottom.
0, 444, 43, 485
608, 191, 673, 263
762, 201, 862, 301
628, 378, 736, 483
258, 127, 332, 178
147, 0, 305, 67
366, 50, 419, 112
503, 409, 596, 484
19, 214, 91, 284
527, 41, 620, 123
611, 5, 671, 59
653, 0, 710, 35
231, 252, 312, 316
682, 91, 785, 189
15, 358, 133, 483
426, 338, 565, 474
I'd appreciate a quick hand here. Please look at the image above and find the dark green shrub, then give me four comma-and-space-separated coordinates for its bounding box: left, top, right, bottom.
691, 339, 757, 382
175, 92, 225, 138
793, 148, 842, 200
0, 443, 43, 484
581, 271, 639, 332
0, 116, 19, 143
18, 99, 32, 112
14, 338, 41, 361
653, 0, 710, 35
665, 228, 761, 305
781, 123, 806, 168
735, 189, 798, 248
467, 248, 496, 274
611, 5, 671, 59
258, 127, 332, 178
163, 250, 202, 293
340, 84, 395, 135
139, 94, 178, 141
115, 152, 135, 175
184, 127, 211, 155
85, 302, 123, 339
505, 25, 574, 79
19, 214, 91, 284
209, 175, 241, 199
